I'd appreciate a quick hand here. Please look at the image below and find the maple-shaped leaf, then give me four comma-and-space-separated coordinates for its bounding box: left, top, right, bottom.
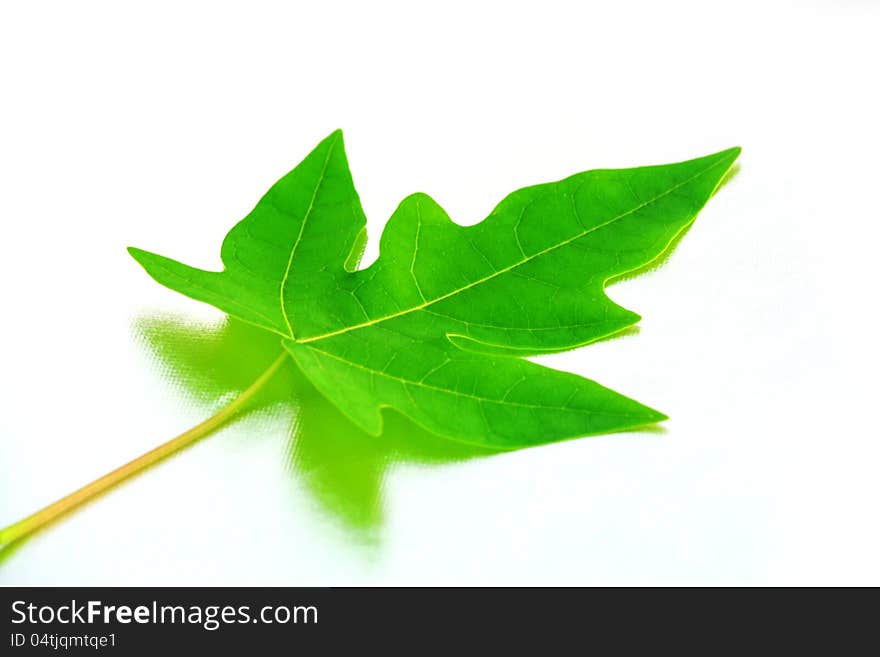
130, 131, 739, 449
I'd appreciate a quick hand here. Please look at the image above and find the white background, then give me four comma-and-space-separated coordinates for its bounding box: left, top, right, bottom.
1, 0, 878, 585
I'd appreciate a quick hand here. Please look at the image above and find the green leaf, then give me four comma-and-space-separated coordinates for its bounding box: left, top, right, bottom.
130, 132, 739, 449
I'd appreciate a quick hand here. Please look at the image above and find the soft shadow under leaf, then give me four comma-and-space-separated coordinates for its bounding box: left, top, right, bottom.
134, 314, 492, 539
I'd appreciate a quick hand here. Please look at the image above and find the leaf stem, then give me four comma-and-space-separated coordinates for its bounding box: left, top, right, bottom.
0, 352, 289, 550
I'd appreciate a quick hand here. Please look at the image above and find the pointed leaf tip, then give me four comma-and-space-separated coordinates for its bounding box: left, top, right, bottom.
719, 146, 742, 162
127, 246, 155, 267
717, 146, 742, 165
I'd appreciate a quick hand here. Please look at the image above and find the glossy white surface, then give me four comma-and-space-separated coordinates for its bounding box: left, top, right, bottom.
1, 0, 878, 585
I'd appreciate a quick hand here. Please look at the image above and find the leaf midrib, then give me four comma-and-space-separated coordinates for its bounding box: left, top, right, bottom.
297, 342, 650, 419
279, 137, 338, 339
295, 157, 727, 345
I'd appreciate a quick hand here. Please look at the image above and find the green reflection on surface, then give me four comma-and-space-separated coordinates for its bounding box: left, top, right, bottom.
135, 314, 492, 539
